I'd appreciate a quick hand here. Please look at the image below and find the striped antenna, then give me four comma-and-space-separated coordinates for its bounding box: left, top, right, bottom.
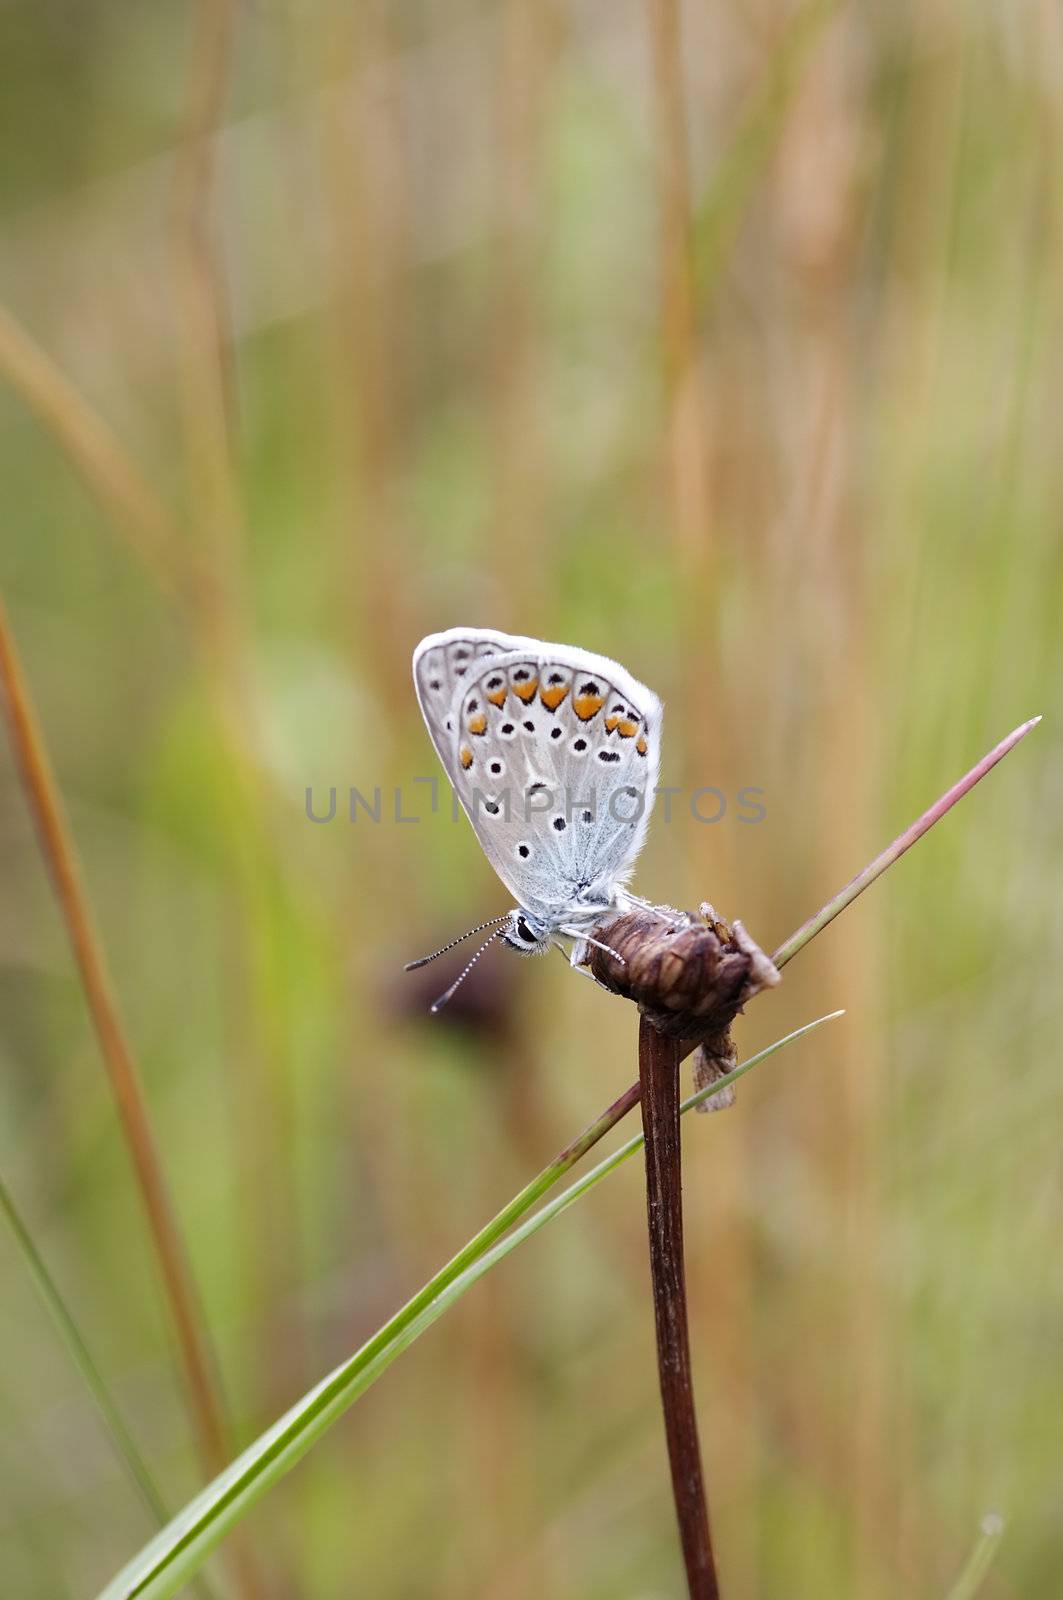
404, 914, 509, 972
430, 929, 505, 1014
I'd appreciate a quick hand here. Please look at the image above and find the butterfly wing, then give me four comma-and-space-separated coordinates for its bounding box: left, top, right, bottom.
413, 633, 662, 920
413, 628, 539, 768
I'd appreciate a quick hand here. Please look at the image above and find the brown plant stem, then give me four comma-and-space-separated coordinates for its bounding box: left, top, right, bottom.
584, 715, 1039, 1599
639, 1017, 719, 1599
0, 596, 233, 1482
171, 0, 245, 595
0, 304, 203, 611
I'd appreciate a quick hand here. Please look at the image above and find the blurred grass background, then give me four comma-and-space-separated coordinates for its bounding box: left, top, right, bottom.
0, 1, 1060, 1596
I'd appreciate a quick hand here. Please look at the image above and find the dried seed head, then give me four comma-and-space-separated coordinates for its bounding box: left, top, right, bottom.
585, 903, 780, 1106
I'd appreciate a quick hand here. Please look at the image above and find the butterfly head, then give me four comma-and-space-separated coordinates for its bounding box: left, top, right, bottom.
502, 909, 552, 956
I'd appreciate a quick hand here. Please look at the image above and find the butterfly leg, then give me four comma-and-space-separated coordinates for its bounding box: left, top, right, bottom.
560, 927, 626, 966
567, 957, 617, 994
551, 939, 610, 990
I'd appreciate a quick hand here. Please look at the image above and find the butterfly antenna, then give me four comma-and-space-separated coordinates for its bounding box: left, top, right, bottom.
430, 929, 504, 1014
404, 915, 509, 972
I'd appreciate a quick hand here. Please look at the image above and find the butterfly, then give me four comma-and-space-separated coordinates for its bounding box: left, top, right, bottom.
408, 627, 663, 1008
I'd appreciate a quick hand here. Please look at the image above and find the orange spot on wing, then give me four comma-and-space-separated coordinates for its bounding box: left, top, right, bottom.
512, 675, 539, 702
467, 713, 487, 735
574, 693, 605, 721
486, 687, 507, 707
615, 719, 638, 738
540, 682, 569, 710
460, 745, 474, 769
636, 735, 648, 756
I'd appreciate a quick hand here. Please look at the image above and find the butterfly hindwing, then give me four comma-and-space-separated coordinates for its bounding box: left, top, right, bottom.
433, 638, 662, 920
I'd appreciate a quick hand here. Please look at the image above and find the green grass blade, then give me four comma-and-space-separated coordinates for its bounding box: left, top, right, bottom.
0, 1170, 172, 1527
94, 1011, 841, 1600
943, 1514, 1005, 1600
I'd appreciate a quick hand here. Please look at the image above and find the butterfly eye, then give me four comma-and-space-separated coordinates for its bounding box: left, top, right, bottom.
515, 916, 538, 944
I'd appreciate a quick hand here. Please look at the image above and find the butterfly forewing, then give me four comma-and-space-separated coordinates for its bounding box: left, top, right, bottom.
413, 628, 538, 769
